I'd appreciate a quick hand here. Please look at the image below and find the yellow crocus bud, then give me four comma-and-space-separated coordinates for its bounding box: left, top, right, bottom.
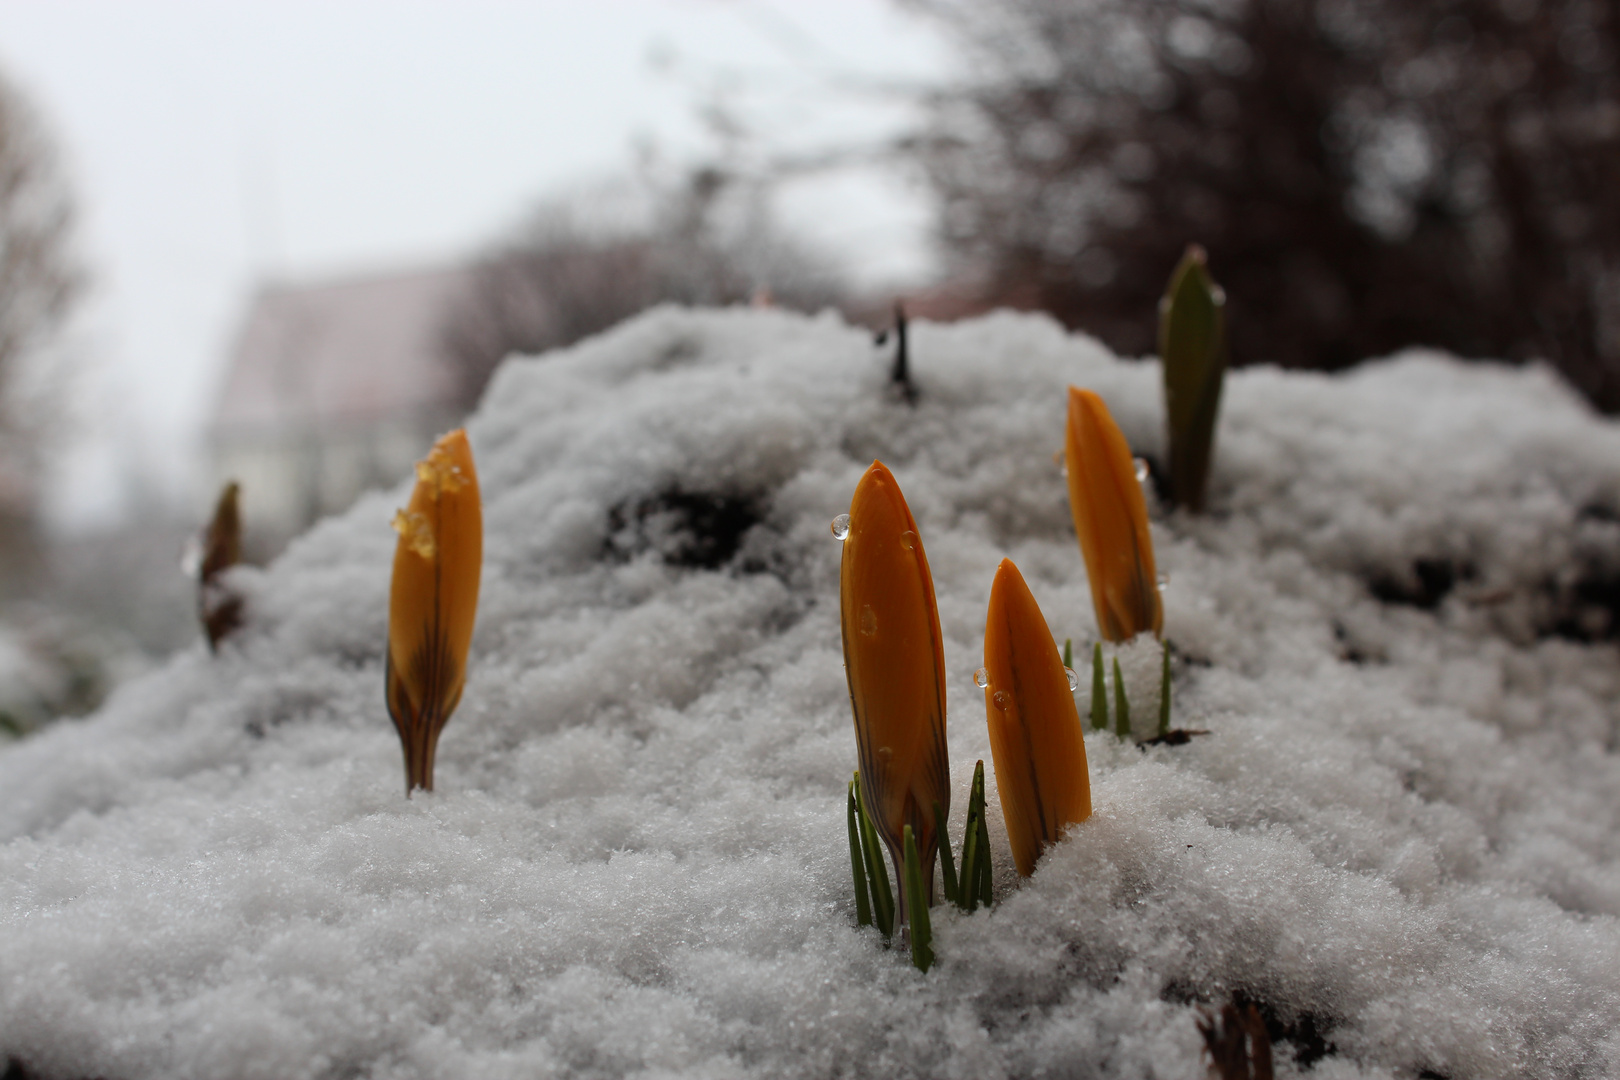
1065, 387, 1162, 643
982, 558, 1092, 877
386, 429, 482, 794
840, 460, 950, 907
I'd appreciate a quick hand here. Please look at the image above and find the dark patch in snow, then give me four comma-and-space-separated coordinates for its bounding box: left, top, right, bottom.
241, 686, 329, 739
650, 335, 702, 370
1367, 557, 1469, 610
1139, 728, 1209, 746
1332, 620, 1385, 665
604, 489, 764, 569
1238, 994, 1337, 1071
3, 1058, 110, 1080
1545, 569, 1620, 641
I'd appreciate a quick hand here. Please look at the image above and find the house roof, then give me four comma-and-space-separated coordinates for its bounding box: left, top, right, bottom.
213, 265, 472, 435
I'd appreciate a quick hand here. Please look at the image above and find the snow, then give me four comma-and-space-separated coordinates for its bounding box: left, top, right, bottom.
4, 306, 1620, 1079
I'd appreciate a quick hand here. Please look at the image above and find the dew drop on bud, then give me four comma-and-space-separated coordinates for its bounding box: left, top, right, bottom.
992, 690, 1012, 710
1211, 285, 1227, 306
1157, 573, 1170, 592
1134, 458, 1150, 484
973, 667, 990, 689
899, 530, 917, 551
1064, 666, 1080, 691
831, 514, 850, 541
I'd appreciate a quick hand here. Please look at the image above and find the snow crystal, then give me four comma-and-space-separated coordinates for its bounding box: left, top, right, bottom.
3, 306, 1619, 1079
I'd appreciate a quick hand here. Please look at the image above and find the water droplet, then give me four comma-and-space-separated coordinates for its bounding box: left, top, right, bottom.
1134, 458, 1150, 484
860, 604, 878, 637
899, 530, 917, 551
992, 690, 1012, 711
179, 534, 202, 579
1157, 573, 1170, 592
973, 667, 991, 689
830, 514, 850, 541
1064, 666, 1080, 691
1210, 285, 1227, 306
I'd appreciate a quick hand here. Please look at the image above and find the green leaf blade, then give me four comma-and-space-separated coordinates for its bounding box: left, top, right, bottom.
848, 779, 873, 927
1114, 657, 1131, 739
903, 826, 934, 973
934, 799, 958, 906
1160, 244, 1228, 513
1091, 642, 1108, 730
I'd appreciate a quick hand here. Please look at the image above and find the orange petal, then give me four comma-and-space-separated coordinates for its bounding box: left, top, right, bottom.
983, 558, 1092, 876
386, 429, 483, 794
1065, 387, 1162, 643
840, 461, 949, 900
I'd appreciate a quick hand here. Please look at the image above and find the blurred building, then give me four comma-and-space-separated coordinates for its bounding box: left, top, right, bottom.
209, 266, 473, 554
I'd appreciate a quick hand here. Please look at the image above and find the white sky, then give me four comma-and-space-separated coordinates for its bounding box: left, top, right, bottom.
0, 1, 953, 529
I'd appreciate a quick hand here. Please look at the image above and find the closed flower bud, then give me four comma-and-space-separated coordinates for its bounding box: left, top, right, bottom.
840, 461, 950, 907
386, 429, 482, 794
982, 558, 1092, 876
1065, 387, 1162, 643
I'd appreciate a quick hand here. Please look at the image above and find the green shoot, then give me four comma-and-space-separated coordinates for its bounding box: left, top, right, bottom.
1091, 642, 1107, 730
1161, 244, 1228, 513
952, 760, 992, 914
934, 799, 958, 906
903, 826, 934, 972
853, 773, 895, 937
848, 780, 872, 927
1113, 657, 1131, 739
1158, 643, 1172, 736
975, 803, 993, 908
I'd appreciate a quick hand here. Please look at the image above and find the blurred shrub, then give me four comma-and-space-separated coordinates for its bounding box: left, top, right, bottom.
0, 68, 83, 596
909, 0, 1620, 408
439, 166, 847, 409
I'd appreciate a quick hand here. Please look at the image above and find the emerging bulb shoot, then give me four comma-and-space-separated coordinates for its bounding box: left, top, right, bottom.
982, 558, 1093, 876
1065, 387, 1163, 643
839, 460, 950, 911
385, 429, 482, 795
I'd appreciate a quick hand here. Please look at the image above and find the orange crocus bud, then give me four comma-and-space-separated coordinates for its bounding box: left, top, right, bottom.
386, 429, 482, 794
1065, 387, 1162, 643
840, 461, 950, 907
982, 558, 1092, 877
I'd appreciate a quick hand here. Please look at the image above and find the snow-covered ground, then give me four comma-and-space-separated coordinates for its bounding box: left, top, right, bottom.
3, 308, 1618, 1080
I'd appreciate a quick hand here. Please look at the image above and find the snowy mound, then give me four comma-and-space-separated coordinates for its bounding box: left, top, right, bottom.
4, 308, 1619, 1079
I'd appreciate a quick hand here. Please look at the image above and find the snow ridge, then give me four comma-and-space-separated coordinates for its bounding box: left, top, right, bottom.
3, 307, 1618, 1079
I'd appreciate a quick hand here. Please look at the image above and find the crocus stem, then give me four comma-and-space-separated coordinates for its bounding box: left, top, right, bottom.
1091, 642, 1108, 730
849, 779, 873, 927
1113, 657, 1131, 739
903, 826, 934, 972
934, 800, 958, 906
1158, 643, 1172, 736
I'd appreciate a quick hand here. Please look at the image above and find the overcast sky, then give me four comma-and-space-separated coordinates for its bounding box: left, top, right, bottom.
0, 1, 953, 529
